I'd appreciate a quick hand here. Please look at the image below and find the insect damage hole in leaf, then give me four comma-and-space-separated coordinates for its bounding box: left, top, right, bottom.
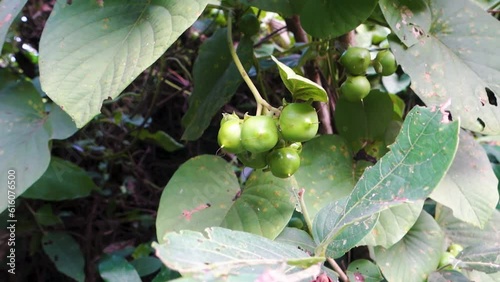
486, 88, 497, 106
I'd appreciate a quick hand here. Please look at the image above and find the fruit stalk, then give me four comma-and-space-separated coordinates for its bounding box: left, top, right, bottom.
227, 11, 278, 116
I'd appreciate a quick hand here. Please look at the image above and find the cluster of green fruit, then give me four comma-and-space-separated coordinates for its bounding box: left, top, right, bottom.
438, 243, 464, 270
217, 103, 319, 178
339, 46, 398, 102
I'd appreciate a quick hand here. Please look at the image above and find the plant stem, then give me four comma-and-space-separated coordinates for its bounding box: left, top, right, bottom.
298, 188, 313, 234
227, 11, 278, 116
327, 257, 349, 282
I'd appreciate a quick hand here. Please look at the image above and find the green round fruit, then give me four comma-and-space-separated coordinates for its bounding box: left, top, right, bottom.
217, 119, 244, 154
438, 252, 455, 269
340, 75, 371, 102
448, 244, 464, 257
279, 103, 319, 142
239, 13, 260, 36
340, 47, 371, 76
373, 50, 398, 76
241, 115, 279, 154
288, 217, 304, 229
237, 151, 268, 169
268, 147, 301, 178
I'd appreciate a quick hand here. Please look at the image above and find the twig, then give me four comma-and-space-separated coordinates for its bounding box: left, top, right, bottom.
327, 257, 349, 282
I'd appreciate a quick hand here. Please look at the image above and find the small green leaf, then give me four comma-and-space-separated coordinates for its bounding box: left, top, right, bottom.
275, 227, 317, 255
300, 0, 378, 39
181, 28, 253, 140
40, 0, 213, 128
346, 259, 384, 282
130, 256, 162, 277
430, 131, 499, 228
294, 135, 356, 219
239, 0, 295, 17
0, 0, 27, 53
436, 205, 500, 248
373, 211, 445, 282
389, 0, 500, 134
42, 232, 85, 282
99, 255, 141, 282
359, 200, 424, 248
379, 0, 431, 47
428, 270, 470, 282
34, 204, 63, 227
153, 227, 318, 279
131, 129, 184, 152
23, 157, 97, 201
271, 56, 328, 102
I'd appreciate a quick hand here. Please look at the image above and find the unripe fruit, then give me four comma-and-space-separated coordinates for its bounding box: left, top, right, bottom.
340, 75, 371, 102
268, 147, 301, 178
279, 103, 319, 142
373, 50, 398, 76
340, 47, 371, 75
438, 252, 455, 269
288, 217, 304, 229
241, 115, 279, 154
217, 119, 245, 154
448, 244, 464, 257
239, 13, 260, 36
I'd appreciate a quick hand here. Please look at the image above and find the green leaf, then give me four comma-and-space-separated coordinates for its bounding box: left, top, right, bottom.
436, 205, 500, 248
22, 157, 97, 200
181, 28, 253, 140
131, 129, 184, 152
42, 232, 85, 282
359, 200, 424, 248
239, 0, 295, 17
379, 0, 431, 47
430, 130, 499, 227
130, 256, 162, 277
465, 269, 500, 282
153, 227, 321, 279
346, 259, 384, 282
294, 135, 356, 219
275, 227, 317, 254
389, 0, 500, 134
335, 90, 394, 151
156, 155, 240, 242
0, 72, 77, 213
315, 106, 459, 255
457, 244, 500, 274
313, 198, 378, 258
34, 204, 63, 227
382, 74, 412, 96
99, 255, 141, 282
220, 170, 296, 239
373, 211, 445, 282
300, 0, 378, 39
428, 270, 470, 282
0, 0, 27, 53
156, 156, 295, 243
271, 56, 328, 102
39, 0, 212, 128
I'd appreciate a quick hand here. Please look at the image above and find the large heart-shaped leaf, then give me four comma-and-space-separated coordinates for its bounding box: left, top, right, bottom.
0, 72, 77, 213
300, 0, 378, 39
39, 0, 213, 128
456, 244, 500, 274
181, 28, 253, 140
0, 0, 27, 53
373, 211, 445, 282
156, 155, 295, 243
153, 227, 322, 280
314, 106, 459, 255
379, 0, 431, 47
294, 135, 356, 219
389, 0, 500, 134
430, 130, 499, 228
271, 56, 328, 102
359, 200, 424, 248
